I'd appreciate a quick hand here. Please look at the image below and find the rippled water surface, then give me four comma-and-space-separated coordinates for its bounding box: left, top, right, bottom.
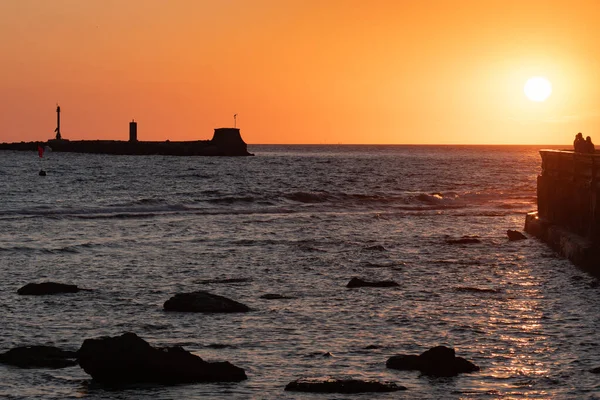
1, 145, 599, 399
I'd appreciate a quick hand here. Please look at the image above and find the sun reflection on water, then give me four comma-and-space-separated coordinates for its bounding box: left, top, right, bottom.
485, 264, 556, 395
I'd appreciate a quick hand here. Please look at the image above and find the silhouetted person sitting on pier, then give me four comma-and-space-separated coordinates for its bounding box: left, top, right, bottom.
585, 136, 595, 153
574, 132, 585, 152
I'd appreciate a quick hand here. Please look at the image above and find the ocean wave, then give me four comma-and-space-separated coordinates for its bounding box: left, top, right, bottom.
0, 242, 97, 254
0, 203, 191, 219
0, 188, 535, 220
282, 190, 468, 209
454, 286, 502, 294
207, 196, 257, 204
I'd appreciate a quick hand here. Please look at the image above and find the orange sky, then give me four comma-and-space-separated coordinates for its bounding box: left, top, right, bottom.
2, 0, 600, 144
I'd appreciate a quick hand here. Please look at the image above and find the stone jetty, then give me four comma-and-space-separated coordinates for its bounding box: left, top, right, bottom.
0, 128, 252, 156
525, 149, 600, 274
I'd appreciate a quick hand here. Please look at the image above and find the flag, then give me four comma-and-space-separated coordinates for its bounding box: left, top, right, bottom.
38, 145, 44, 158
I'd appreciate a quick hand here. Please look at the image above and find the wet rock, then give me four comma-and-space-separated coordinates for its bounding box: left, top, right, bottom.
0, 345, 78, 368
445, 237, 481, 244
78, 332, 247, 384
17, 282, 84, 295
260, 293, 293, 300
164, 291, 250, 313
507, 230, 527, 241
386, 354, 423, 371
590, 366, 600, 374
285, 377, 406, 393
386, 345, 479, 377
347, 277, 399, 288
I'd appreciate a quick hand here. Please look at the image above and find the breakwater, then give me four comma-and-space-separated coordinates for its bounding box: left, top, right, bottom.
0, 128, 252, 156
525, 149, 600, 274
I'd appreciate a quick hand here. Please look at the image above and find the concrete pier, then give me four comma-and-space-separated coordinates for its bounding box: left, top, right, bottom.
525, 150, 600, 274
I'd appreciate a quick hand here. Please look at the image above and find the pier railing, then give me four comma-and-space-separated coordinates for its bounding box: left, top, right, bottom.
538, 150, 600, 241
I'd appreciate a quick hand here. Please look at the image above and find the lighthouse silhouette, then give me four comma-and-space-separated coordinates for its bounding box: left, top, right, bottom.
54, 105, 62, 140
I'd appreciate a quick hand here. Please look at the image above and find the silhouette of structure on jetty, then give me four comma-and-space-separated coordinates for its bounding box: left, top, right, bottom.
525, 148, 600, 275
0, 106, 252, 156
54, 105, 62, 140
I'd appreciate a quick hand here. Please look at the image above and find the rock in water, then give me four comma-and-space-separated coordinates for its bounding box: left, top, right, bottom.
386, 345, 479, 377
285, 377, 406, 393
346, 277, 400, 288
260, 293, 293, 300
17, 282, 82, 295
507, 230, 527, 241
0, 345, 78, 368
445, 237, 481, 244
78, 332, 247, 384
163, 291, 250, 313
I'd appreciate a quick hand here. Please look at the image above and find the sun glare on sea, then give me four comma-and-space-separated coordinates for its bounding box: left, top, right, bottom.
524, 77, 552, 102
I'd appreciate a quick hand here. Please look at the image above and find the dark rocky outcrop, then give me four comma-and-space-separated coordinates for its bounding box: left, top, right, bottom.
445, 237, 481, 244
0, 345, 78, 368
507, 230, 527, 241
284, 377, 406, 393
163, 291, 250, 313
346, 277, 399, 288
78, 332, 247, 384
386, 345, 479, 377
260, 293, 293, 300
590, 366, 600, 374
17, 282, 84, 295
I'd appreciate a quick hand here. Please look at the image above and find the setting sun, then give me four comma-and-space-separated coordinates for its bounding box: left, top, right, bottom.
524, 77, 553, 102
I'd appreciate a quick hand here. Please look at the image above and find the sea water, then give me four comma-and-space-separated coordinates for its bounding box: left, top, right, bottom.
0, 145, 599, 399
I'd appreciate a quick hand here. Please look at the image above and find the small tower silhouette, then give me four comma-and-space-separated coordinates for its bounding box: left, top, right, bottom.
129, 119, 137, 142
54, 105, 62, 140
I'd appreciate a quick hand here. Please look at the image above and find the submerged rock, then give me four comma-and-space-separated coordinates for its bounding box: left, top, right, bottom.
386, 345, 479, 377
507, 230, 527, 241
346, 277, 399, 288
0, 345, 78, 368
445, 237, 481, 244
285, 377, 406, 393
78, 332, 247, 384
164, 291, 250, 313
260, 293, 293, 300
590, 366, 600, 374
17, 282, 84, 295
